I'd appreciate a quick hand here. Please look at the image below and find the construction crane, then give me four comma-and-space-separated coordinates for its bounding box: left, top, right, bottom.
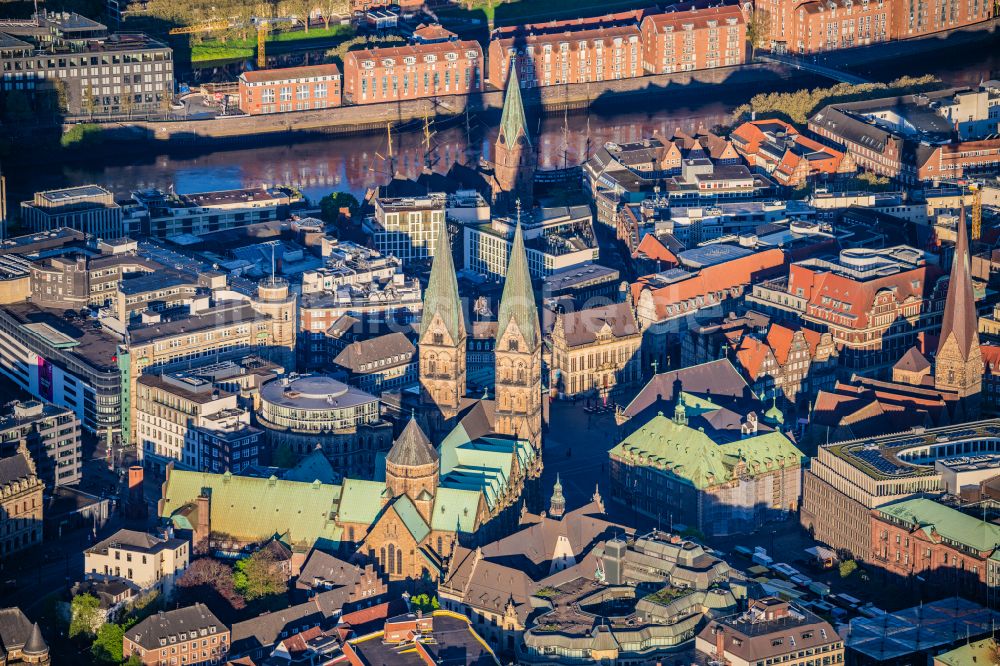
971, 183, 983, 241
168, 20, 231, 35
168, 16, 299, 68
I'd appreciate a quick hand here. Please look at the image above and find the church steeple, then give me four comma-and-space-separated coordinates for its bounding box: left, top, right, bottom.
492, 65, 535, 206
494, 210, 543, 449
549, 474, 565, 518
935, 206, 982, 414
419, 221, 467, 413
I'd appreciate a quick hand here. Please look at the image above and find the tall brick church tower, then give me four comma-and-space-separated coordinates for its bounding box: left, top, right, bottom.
494, 210, 542, 449
492, 65, 534, 207
419, 221, 466, 415
935, 206, 982, 418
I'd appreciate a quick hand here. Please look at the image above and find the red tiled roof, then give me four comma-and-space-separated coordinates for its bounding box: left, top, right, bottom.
735, 337, 771, 380
766, 323, 795, 365
343, 39, 482, 64
634, 233, 678, 265
982, 345, 1000, 373
642, 4, 746, 33
413, 24, 457, 40
241, 64, 341, 84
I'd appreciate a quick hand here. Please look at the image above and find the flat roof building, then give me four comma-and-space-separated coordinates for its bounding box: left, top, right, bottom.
21, 186, 123, 238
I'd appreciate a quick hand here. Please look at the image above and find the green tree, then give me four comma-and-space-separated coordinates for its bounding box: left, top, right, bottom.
410, 594, 440, 612
746, 9, 771, 60
69, 593, 103, 639
125, 656, 144, 666
839, 559, 858, 579
319, 191, 360, 222
82, 85, 98, 120
272, 443, 297, 468
92, 623, 125, 664
233, 549, 286, 601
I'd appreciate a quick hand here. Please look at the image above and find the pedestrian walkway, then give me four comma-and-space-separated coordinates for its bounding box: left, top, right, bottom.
759, 53, 871, 85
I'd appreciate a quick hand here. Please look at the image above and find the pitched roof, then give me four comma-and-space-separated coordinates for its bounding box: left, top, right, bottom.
937, 207, 980, 361
23, 623, 47, 655
877, 498, 1000, 553
333, 332, 414, 372
230, 599, 326, 656
498, 64, 530, 147
420, 221, 465, 342
160, 470, 341, 549
557, 302, 639, 348
0, 451, 34, 486
0, 607, 38, 655
386, 417, 439, 467
128, 604, 224, 651
496, 220, 540, 350
634, 233, 678, 264
337, 479, 387, 525
895, 347, 931, 373
621, 359, 754, 418
240, 64, 340, 84
392, 495, 431, 543
735, 337, 773, 381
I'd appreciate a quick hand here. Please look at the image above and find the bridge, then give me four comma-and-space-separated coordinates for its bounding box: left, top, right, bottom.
758, 53, 872, 85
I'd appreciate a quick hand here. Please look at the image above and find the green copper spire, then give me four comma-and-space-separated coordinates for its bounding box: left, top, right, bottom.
497, 210, 539, 350
421, 221, 465, 341
499, 64, 530, 148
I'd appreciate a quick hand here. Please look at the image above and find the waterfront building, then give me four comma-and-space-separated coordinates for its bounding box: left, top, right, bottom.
640, 3, 747, 74
0, 12, 173, 117
135, 371, 261, 475
696, 598, 843, 666
129, 187, 297, 238
341, 37, 483, 105
256, 374, 391, 480
84, 528, 189, 596
305, 241, 401, 293
0, 444, 44, 557
731, 119, 856, 186
463, 206, 597, 280
762, 0, 891, 53
487, 11, 643, 90
609, 405, 802, 536
0, 400, 81, 489
549, 302, 642, 399
0, 608, 49, 665
808, 89, 1000, 184
20, 186, 123, 237
238, 64, 342, 115
800, 419, 1000, 562
123, 604, 228, 666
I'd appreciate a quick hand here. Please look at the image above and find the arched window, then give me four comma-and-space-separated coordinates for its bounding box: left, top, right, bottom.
437, 536, 443, 555
396, 549, 403, 575
387, 544, 395, 574
380, 547, 386, 570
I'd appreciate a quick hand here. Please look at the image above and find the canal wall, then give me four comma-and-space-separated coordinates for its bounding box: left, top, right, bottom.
88, 62, 803, 146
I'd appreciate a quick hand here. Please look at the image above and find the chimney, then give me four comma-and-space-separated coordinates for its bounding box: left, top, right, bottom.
195, 492, 211, 551
716, 625, 726, 658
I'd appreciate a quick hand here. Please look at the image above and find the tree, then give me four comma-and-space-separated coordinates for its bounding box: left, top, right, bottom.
746, 9, 771, 60
319, 0, 349, 29
69, 593, 103, 638
410, 594, 440, 612
178, 558, 246, 610
82, 85, 98, 120
233, 549, 286, 601
125, 656, 144, 666
92, 623, 125, 664
839, 559, 858, 579
319, 191, 360, 223
121, 91, 135, 120
272, 443, 297, 468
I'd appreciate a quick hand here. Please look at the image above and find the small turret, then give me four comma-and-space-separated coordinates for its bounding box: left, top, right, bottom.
549, 473, 565, 518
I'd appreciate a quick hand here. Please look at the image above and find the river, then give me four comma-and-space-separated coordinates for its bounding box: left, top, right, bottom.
5, 39, 999, 209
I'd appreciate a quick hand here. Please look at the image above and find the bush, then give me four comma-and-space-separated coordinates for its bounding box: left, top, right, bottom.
839, 559, 858, 579
731, 75, 940, 125
92, 623, 125, 664
410, 593, 440, 612
61, 124, 105, 149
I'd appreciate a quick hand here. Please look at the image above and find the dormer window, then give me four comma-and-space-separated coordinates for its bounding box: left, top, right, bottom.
466, 50, 478, 58
445, 52, 457, 61
424, 54, 438, 63
362, 60, 375, 69
404, 56, 416, 65
382, 58, 395, 67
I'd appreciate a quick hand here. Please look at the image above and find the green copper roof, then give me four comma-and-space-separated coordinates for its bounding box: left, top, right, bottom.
608, 413, 802, 490
499, 65, 530, 148
496, 219, 539, 349
160, 470, 341, 549
877, 498, 1000, 553
337, 478, 388, 525
393, 494, 431, 543
420, 220, 465, 342
431, 486, 481, 532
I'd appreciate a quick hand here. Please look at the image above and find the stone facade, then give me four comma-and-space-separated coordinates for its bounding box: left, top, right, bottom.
0, 444, 44, 558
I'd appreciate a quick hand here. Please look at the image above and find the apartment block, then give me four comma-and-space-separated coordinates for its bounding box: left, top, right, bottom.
342, 36, 482, 104
488, 12, 643, 89
124, 603, 228, 666
238, 64, 342, 115
640, 4, 746, 74
370, 193, 446, 261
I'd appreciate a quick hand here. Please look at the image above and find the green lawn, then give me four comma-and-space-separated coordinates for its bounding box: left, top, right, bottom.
438, 0, 645, 25
190, 24, 354, 63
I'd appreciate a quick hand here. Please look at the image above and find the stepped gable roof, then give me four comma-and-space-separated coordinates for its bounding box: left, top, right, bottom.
386, 417, 439, 468
558, 302, 638, 347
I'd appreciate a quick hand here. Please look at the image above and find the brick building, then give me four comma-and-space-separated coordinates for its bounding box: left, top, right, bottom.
640, 4, 746, 75
731, 118, 856, 186
238, 64, 342, 115
341, 37, 483, 105
123, 604, 228, 665
871, 498, 1000, 601
487, 11, 644, 89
